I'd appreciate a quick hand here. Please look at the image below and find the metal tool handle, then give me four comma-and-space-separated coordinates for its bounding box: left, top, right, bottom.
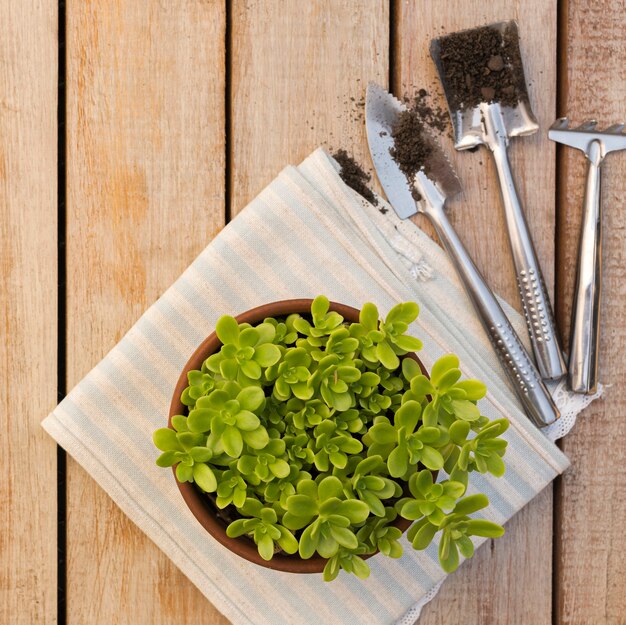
484, 107, 566, 381
569, 141, 603, 393
420, 201, 559, 428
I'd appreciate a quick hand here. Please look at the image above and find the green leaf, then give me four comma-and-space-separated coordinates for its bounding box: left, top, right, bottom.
242, 426, 269, 450
361, 490, 385, 517
220, 358, 239, 380
238, 327, 260, 348
402, 357, 421, 381
329, 451, 347, 469
430, 354, 459, 386
395, 400, 421, 432
235, 410, 261, 431
254, 343, 281, 367
368, 422, 397, 445
420, 446, 444, 471
323, 556, 340, 582
485, 452, 506, 477
277, 527, 299, 554
455, 379, 487, 401
226, 519, 248, 538
299, 523, 320, 559
400, 500, 426, 521
237, 386, 265, 412
386, 302, 419, 324
411, 520, 438, 550
257, 534, 275, 561
451, 399, 481, 422
388, 444, 409, 478
350, 555, 371, 579
189, 446, 213, 462
330, 526, 358, 549
269, 459, 290, 479
155, 451, 178, 467
311, 295, 330, 318
339, 499, 370, 524
222, 425, 243, 458
286, 494, 318, 518
240, 359, 262, 380
454, 494, 489, 516
175, 463, 193, 483
449, 420, 470, 445
393, 334, 423, 351
360, 302, 379, 330
171, 415, 189, 432
436, 368, 462, 391
215, 315, 240, 345
439, 536, 459, 573
255, 322, 276, 345
337, 366, 361, 383
376, 340, 400, 370
465, 519, 505, 538
153, 428, 182, 452
457, 534, 475, 559
317, 476, 343, 501
409, 375, 435, 397
193, 463, 217, 492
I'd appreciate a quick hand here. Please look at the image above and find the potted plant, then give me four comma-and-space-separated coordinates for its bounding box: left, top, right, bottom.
153, 296, 508, 581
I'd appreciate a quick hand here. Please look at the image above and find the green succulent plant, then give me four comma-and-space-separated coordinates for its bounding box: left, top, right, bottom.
154, 296, 509, 581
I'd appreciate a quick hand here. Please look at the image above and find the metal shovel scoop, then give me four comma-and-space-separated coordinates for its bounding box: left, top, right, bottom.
365, 83, 559, 427
431, 21, 567, 382
549, 119, 626, 393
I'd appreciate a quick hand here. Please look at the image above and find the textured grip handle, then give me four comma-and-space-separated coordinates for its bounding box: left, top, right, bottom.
486, 319, 558, 428
515, 267, 565, 379
484, 105, 566, 380
421, 201, 560, 428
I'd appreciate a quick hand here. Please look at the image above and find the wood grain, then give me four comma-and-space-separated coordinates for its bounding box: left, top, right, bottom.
555, 1, 626, 623
0, 2, 58, 624
65, 1, 229, 623
394, 3, 558, 624
230, 0, 390, 212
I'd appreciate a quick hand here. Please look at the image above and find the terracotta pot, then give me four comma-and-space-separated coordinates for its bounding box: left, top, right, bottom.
168, 298, 428, 573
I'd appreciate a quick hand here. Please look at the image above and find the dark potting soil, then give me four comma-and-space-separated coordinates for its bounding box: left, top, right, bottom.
333, 149, 378, 206
404, 88, 449, 135
435, 22, 529, 111
390, 108, 433, 184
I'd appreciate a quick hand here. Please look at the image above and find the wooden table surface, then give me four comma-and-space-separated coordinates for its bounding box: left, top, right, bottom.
2, 1, 624, 624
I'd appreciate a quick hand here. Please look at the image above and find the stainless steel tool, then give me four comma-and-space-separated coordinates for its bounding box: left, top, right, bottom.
431, 21, 566, 382
365, 83, 559, 427
549, 118, 626, 393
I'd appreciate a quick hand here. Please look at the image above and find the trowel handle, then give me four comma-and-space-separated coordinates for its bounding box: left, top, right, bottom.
423, 201, 559, 428
488, 132, 566, 381
569, 142, 603, 393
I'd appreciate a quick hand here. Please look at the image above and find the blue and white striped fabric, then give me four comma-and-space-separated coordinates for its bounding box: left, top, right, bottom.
43, 149, 570, 625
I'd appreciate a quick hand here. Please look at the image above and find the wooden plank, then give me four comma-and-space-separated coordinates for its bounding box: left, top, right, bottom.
555, 1, 626, 623
394, 3, 558, 624
0, 2, 58, 624
65, 1, 229, 623
231, 0, 390, 212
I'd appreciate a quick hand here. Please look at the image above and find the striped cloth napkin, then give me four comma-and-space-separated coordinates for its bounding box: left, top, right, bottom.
43, 148, 587, 625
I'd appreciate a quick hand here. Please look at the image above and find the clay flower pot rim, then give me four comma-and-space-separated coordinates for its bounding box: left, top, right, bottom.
168, 298, 428, 574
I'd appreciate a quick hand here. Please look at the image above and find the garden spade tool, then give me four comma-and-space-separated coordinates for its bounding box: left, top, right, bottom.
365, 83, 559, 427
549, 118, 626, 393
431, 21, 567, 382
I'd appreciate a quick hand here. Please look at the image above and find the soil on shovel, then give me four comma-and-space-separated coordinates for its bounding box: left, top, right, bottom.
436, 22, 529, 110
333, 149, 378, 206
